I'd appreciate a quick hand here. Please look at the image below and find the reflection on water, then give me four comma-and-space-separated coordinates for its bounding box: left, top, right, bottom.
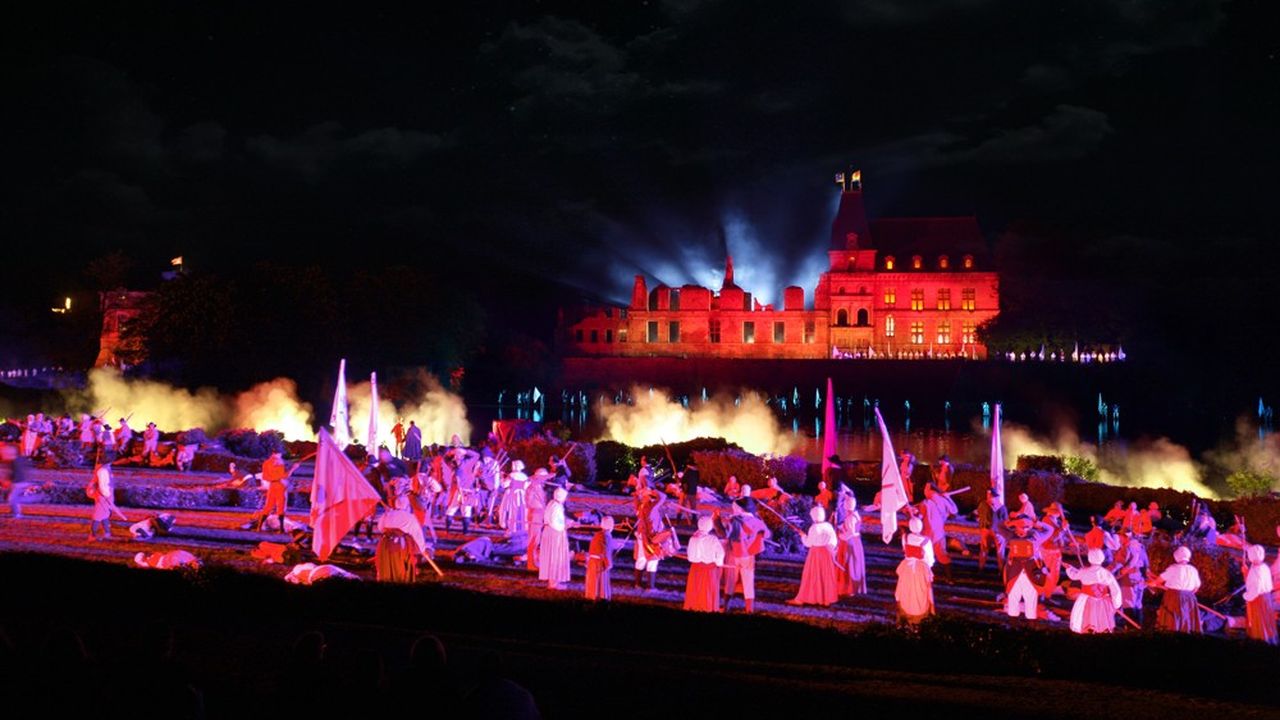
475, 398, 1131, 465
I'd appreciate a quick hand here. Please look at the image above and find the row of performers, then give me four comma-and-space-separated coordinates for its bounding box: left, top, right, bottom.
457, 486, 871, 614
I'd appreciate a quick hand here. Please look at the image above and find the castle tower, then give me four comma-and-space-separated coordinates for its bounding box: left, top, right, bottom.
831, 169, 871, 249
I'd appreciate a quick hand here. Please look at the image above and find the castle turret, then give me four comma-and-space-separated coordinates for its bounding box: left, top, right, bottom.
831, 169, 871, 249
630, 275, 648, 310
721, 254, 737, 290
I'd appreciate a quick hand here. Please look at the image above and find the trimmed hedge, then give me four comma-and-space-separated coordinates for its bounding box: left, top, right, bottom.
690, 448, 807, 493
507, 435, 597, 485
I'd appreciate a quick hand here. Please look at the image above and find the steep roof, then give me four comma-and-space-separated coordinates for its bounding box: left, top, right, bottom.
829, 190, 871, 249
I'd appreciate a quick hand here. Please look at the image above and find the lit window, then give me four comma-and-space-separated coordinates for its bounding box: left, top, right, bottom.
963, 255, 974, 269
804, 320, 816, 344
743, 322, 756, 343
937, 289, 951, 310
885, 315, 895, 337
709, 319, 722, 343
962, 321, 976, 344
936, 320, 951, 344
619, 328, 628, 343
912, 255, 922, 269
884, 256, 895, 270
911, 289, 924, 311
939, 255, 950, 269
668, 321, 680, 343
884, 287, 896, 306
773, 321, 785, 343
647, 321, 659, 343
910, 321, 925, 345
962, 288, 976, 311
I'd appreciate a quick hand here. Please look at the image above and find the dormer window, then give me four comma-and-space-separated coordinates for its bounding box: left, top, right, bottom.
963, 255, 974, 269
884, 256, 895, 270
938, 255, 950, 270
911, 255, 922, 270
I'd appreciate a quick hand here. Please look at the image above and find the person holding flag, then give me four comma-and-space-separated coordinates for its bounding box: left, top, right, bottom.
309, 428, 382, 562
874, 407, 910, 544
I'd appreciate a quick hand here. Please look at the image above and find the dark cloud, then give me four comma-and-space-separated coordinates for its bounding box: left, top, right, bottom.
246, 122, 449, 182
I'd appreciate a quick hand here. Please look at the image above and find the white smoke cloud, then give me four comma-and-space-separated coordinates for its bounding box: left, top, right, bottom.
998, 420, 1217, 498
231, 378, 315, 441
73, 368, 226, 431
347, 370, 471, 448
596, 385, 795, 456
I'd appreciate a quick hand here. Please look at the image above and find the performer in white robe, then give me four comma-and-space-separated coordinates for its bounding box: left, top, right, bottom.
538, 486, 572, 588
683, 514, 725, 612
1153, 546, 1202, 633
895, 516, 935, 624
790, 506, 839, 606
836, 500, 867, 596
498, 460, 528, 533
1243, 544, 1276, 645
1066, 549, 1122, 633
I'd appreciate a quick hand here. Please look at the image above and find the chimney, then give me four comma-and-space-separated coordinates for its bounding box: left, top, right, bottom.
630, 275, 648, 310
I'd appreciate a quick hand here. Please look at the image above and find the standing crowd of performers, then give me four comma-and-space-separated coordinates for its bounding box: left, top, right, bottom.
11, 411, 195, 470
3, 414, 1277, 645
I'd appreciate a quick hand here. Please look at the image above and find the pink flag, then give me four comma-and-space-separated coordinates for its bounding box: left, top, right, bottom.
310, 428, 382, 561
875, 407, 909, 543
820, 377, 837, 480
991, 403, 1005, 501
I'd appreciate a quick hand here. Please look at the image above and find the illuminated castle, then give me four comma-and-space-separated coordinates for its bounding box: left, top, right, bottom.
563, 172, 999, 359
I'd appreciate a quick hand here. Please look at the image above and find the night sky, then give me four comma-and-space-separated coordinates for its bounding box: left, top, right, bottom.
2, 1, 1276, 362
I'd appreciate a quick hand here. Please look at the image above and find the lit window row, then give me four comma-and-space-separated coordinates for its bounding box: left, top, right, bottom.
881, 287, 976, 311
883, 254, 974, 270
883, 316, 977, 344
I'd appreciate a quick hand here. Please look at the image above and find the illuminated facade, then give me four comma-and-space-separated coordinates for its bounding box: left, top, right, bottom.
563, 175, 999, 359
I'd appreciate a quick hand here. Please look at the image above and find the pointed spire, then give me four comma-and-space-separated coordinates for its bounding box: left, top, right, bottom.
721, 254, 737, 290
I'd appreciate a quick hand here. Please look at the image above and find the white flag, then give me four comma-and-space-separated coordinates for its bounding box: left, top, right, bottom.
990, 403, 1005, 501
368, 371, 380, 451
329, 359, 351, 449
875, 408, 909, 543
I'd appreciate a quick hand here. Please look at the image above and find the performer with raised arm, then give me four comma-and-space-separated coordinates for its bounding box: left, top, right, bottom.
789, 506, 839, 607
919, 483, 958, 583
895, 516, 935, 625
1065, 549, 1122, 633
684, 514, 725, 612
633, 487, 674, 591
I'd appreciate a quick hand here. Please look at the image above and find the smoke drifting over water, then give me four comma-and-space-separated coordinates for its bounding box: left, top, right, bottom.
998, 421, 1218, 498
62, 368, 469, 444
596, 386, 796, 456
